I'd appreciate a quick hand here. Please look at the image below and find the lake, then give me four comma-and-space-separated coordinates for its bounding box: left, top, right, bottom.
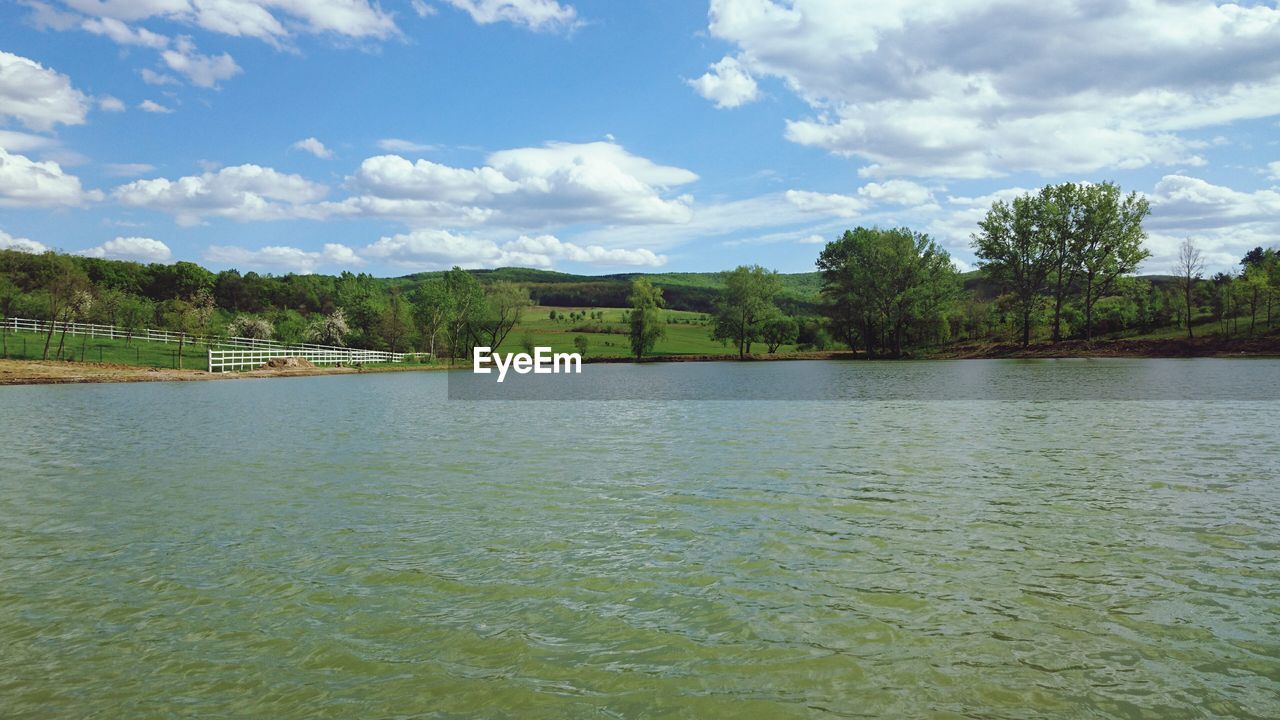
1, 360, 1278, 718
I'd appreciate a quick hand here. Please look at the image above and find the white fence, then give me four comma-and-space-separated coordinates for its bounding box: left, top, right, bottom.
3, 316, 426, 372
207, 347, 412, 373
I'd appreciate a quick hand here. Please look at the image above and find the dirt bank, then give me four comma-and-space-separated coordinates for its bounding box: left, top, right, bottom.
933, 336, 1280, 359
0, 359, 362, 386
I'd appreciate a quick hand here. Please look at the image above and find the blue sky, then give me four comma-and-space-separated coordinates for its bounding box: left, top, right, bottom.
2, 0, 1279, 277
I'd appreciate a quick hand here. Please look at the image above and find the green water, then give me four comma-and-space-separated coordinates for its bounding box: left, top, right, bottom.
1, 361, 1278, 718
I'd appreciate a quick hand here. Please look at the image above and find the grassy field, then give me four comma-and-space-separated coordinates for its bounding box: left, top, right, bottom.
493, 306, 800, 359
0, 329, 214, 369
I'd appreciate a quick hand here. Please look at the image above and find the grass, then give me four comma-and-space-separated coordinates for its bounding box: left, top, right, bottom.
494, 306, 802, 359
0, 329, 214, 369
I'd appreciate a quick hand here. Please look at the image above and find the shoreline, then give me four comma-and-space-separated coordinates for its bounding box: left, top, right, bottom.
3, 336, 1278, 386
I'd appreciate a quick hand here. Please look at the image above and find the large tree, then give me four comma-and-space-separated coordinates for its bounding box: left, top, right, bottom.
973, 194, 1054, 346
441, 267, 484, 362
628, 277, 665, 360
471, 281, 531, 351
711, 265, 782, 358
817, 227, 958, 357
1075, 183, 1151, 341
1039, 183, 1086, 343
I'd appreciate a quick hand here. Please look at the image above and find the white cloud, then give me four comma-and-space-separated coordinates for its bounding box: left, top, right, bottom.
1267, 161, 1280, 181
81, 16, 169, 48
705, 0, 1280, 178
1143, 174, 1280, 272
0, 130, 58, 153
55, 0, 398, 42
784, 189, 865, 218
140, 69, 179, 85
688, 56, 759, 109
411, 0, 436, 17
97, 95, 126, 112
161, 36, 240, 87
291, 137, 333, 159
360, 229, 663, 270
376, 138, 435, 153
783, 181, 934, 219
362, 229, 518, 269
0, 147, 102, 207
345, 141, 699, 227
440, 0, 579, 31
205, 242, 363, 273
102, 162, 156, 177
113, 163, 328, 225
857, 180, 935, 207
0, 50, 90, 131
138, 99, 173, 113
503, 234, 666, 267
80, 236, 172, 262
0, 229, 50, 254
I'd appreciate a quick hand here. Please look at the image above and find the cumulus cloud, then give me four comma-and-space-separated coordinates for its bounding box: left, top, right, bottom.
291, 137, 333, 159
345, 140, 699, 227
138, 99, 173, 113
80, 236, 172, 262
1267, 161, 1280, 181
205, 242, 362, 273
704, 0, 1280, 178
361, 229, 665, 270
0, 147, 102, 207
1143, 174, 1280, 271
440, 0, 579, 31
0, 228, 50, 254
113, 163, 328, 225
688, 56, 759, 109
0, 50, 90, 131
503, 234, 666, 267
161, 36, 240, 87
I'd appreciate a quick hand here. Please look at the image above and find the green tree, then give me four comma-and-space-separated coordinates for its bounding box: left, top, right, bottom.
411, 280, 449, 357
441, 267, 484, 362
628, 277, 665, 360
973, 194, 1054, 346
1039, 183, 1087, 343
1242, 264, 1269, 337
1075, 183, 1151, 341
573, 334, 589, 358
761, 313, 798, 353
39, 254, 88, 360
379, 289, 413, 353
472, 281, 531, 350
816, 227, 959, 357
711, 265, 782, 358
118, 295, 152, 346
0, 276, 19, 358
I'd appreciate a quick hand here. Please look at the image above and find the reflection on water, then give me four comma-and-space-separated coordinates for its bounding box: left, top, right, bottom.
1, 360, 1278, 718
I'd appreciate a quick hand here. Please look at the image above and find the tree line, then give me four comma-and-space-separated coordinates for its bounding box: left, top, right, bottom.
4, 178, 1276, 363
